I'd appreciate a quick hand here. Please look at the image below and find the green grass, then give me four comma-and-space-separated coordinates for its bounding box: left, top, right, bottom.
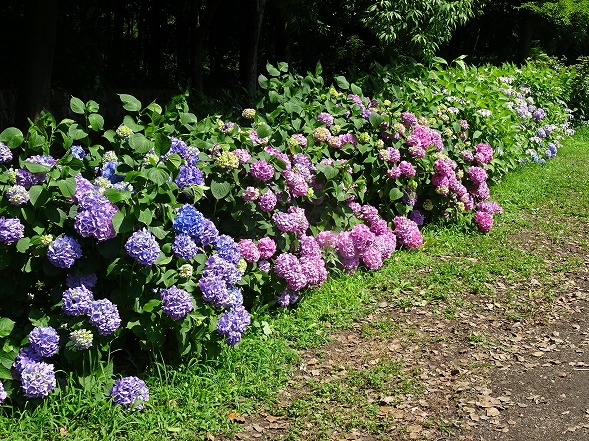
1, 127, 588, 440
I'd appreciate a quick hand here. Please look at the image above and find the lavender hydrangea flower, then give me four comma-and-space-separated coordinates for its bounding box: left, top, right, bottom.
203, 255, 241, 285
0, 381, 6, 404
198, 276, 229, 306
242, 186, 260, 201
258, 260, 271, 272
250, 161, 274, 181
172, 234, 199, 260
125, 228, 161, 266
74, 192, 118, 242
20, 361, 56, 398
12, 347, 42, 380
214, 235, 241, 265
257, 237, 276, 259
0, 142, 12, 163
257, 189, 277, 212
238, 239, 260, 263
175, 164, 204, 189
196, 218, 219, 246
70, 145, 87, 160
110, 376, 149, 410
401, 112, 418, 126
276, 289, 299, 307
89, 299, 121, 335
69, 329, 93, 350
317, 112, 334, 127
216, 305, 251, 346
0, 216, 25, 244
5, 185, 29, 205
62, 286, 94, 316
160, 286, 193, 320
47, 235, 82, 268
393, 216, 423, 249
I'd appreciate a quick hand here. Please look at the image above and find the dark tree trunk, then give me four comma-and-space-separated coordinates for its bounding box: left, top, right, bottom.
517, 9, 533, 64
190, 0, 220, 94
14, 0, 59, 129
239, 0, 267, 102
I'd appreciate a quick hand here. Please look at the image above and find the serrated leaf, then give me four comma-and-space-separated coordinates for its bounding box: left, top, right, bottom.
350, 83, 363, 96
266, 63, 280, 77
138, 208, 154, 226
0, 318, 15, 338
142, 299, 160, 313
335, 76, 349, 90
369, 111, 384, 127
317, 164, 339, 180
389, 187, 404, 201
146, 102, 162, 114
0, 127, 24, 148
68, 123, 88, 140
146, 168, 169, 185
22, 161, 50, 173
256, 124, 272, 139
70, 96, 85, 114
129, 133, 154, 154
57, 177, 77, 198
29, 185, 50, 207
89, 113, 104, 131
86, 100, 100, 113
210, 180, 231, 200
118, 94, 142, 112
16, 237, 31, 253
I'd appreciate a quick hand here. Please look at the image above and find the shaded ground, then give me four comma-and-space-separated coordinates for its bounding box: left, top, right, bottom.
216, 203, 589, 440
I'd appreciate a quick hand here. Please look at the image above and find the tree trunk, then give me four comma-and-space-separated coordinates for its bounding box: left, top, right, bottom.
14, 0, 59, 129
239, 0, 267, 102
517, 9, 533, 64
191, 0, 220, 94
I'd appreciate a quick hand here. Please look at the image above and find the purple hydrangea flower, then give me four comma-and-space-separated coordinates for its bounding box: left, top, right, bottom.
0, 142, 12, 163
401, 112, 418, 126
468, 166, 488, 185
233, 149, 252, 164
12, 347, 42, 381
474, 143, 493, 164
172, 234, 199, 260
125, 228, 161, 266
175, 164, 205, 188
476, 201, 503, 215
70, 145, 87, 160
160, 286, 193, 320
20, 361, 56, 398
0, 217, 25, 244
89, 299, 121, 335
257, 189, 277, 212
276, 290, 300, 307
0, 381, 6, 404
317, 112, 334, 127
29, 327, 60, 358
257, 237, 276, 259
474, 211, 493, 232
258, 260, 271, 272
5, 185, 30, 205
198, 276, 229, 306
74, 193, 118, 242
203, 255, 241, 285
399, 161, 416, 177
62, 286, 94, 316
110, 376, 149, 410
242, 186, 260, 201
214, 235, 241, 265
316, 231, 337, 249
47, 235, 82, 268
238, 239, 260, 263
409, 210, 425, 226
393, 216, 423, 249
360, 245, 383, 270
100, 160, 124, 184
272, 212, 299, 233
250, 161, 274, 181
196, 218, 219, 246
216, 305, 251, 346
300, 256, 328, 286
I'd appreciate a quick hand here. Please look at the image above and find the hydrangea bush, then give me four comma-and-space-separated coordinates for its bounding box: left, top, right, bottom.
0, 59, 576, 407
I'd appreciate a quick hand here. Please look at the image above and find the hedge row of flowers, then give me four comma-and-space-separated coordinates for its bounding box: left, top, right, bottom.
0, 58, 575, 409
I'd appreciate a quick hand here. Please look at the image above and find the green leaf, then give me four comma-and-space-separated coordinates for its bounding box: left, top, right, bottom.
138, 208, 154, 226
57, 177, 77, 198
258, 74, 269, 90
16, 237, 31, 253
266, 63, 280, 77
369, 111, 384, 127
0, 127, 24, 148
389, 187, 404, 201
146, 168, 169, 185
86, 100, 100, 113
103, 188, 132, 203
350, 83, 363, 96
317, 164, 339, 180
473, 130, 482, 139
146, 102, 162, 114
0, 318, 15, 339
256, 124, 272, 139
210, 180, 231, 200
68, 123, 88, 140
129, 133, 154, 154
28, 131, 46, 149
70, 96, 85, 114
142, 299, 160, 313
180, 112, 197, 126
22, 161, 50, 173
335, 76, 349, 90
89, 113, 104, 131
29, 185, 50, 207
118, 94, 142, 112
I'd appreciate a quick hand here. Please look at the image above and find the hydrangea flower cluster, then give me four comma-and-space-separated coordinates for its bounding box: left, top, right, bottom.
74, 175, 119, 241
0, 142, 13, 163
88, 298, 121, 335
110, 376, 149, 410
160, 286, 194, 320
0, 216, 25, 244
47, 235, 83, 268
5, 184, 29, 205
125, 228, 161, 266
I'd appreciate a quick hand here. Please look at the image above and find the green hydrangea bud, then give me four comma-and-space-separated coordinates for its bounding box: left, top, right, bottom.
116, 125, 133, 138
375, 139, 384, 149
7, 168, 17, 185
215, 151, 239, 169
70, 329, 93, 350
456, 169, 464, 179
358, 132, 370, 143
423, 199, 434, 211
330, 124, 342, 135
306, 187, 315, 198
39, 234, 54, 246
456, 202, 466, 211
287, 137, 299, 149
178, 264, 193, 279
444, 127, 453, 136
242, 108, 256, 120
383, 99, 392, 107
103, 151, 118, 163
237, 258, 247, 274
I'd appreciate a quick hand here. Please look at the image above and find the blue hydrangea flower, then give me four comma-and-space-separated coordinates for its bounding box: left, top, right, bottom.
174, 164, 204, 189
89, 299, 121, 335
125, 228, 161, 266
70, 145, 88, 160
20, 361, 56, 398
62, 286, 93, 316
47, 235, 82, 268
12, 347, 42, 380
110, 376, 149, 410
214, 235, 241, 265
100, 161, 125, 183
172, 234, 199, 260
0, 142, 12, 163
0, 216, 25, 244
160, 286, 193, 320
172, 204, 204, 237
198, 276, 229, 306
203, 255, 241, 285
196, 219, 219, 246
29, 326, 60, 358
216, 305, 251, 346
